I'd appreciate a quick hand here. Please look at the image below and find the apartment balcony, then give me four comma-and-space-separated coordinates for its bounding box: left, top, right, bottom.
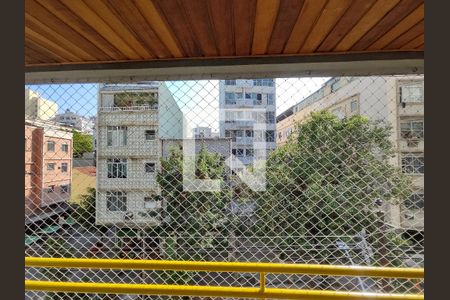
99, 105, 158, 112
235, 137, 253, 144
98, 106, 158, 127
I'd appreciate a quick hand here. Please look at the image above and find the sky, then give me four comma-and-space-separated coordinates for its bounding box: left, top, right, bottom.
27, 78, 330, 131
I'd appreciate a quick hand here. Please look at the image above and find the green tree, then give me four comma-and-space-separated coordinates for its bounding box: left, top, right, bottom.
72, 187, 97, 231
72, 131, 93, 158
157, 144, 232, 252
254, 111, 412, 262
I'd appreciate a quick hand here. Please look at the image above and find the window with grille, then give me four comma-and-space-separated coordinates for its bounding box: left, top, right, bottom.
106, 191, 127, 211
107, 158, 127, 178
47, 163, 55, 171
404, 193, 424, 209
145, 129, 156, 140
107, 126, 127, 146
61, 163, 68, 172
401, 120, 424, 139
400, 82, 424, 103
401, 154, 425, 174
145, 162, 156, 173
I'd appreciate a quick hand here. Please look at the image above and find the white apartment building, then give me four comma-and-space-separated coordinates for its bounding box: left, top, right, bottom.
96, 82, 183, 228
25, 88, 58, 121
193, 127, 212, 138
276, 76, 424, 234
53, 109, 95, 134
219, 79, 276, 171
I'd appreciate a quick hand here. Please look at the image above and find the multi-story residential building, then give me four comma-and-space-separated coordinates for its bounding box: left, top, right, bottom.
25, 88, 58, 121
53, 109, 95, 134
96, 82, 183, 228
192, 127, 213, 139
25, 119, 73, 221
219, 79, 276, 172
276, 76, 424, 236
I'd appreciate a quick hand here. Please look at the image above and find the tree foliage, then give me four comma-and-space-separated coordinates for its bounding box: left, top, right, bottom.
157, 144, 232, 249
72, 187, 97, 231
72, 131, 93, 158
255, 111, 412, 241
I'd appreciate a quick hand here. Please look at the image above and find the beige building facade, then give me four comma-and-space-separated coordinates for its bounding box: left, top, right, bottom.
276, 76, 424, 233
25, 89, 59, 121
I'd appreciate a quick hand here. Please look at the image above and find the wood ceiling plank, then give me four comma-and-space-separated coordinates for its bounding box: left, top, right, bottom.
152, 0, 201, 57
25, 13, 96, 61
208, 0, 234, 56
284, 0, 328, 54
180, 0, 218, 56
252, 0, 281, 55
368, 3, 424, 50
25, 46, 55, 64
401, 34, 424, 49
26, 40, 67, 63
415, 43, 424, 50
233, 0, 257, 56
352, 0, 423, 51
384, 19, 424, 50
317, 0, 377, 52
34, 0, 124, 60
60, 0, 141, 60
25, 0, 113, 61
107, 0, 171, 59
25, 27, 82, 62
134, 0, 183, 58
267, 0, 305, 54
300, 0, 352, 53
334, 0, 401, 52
82, 0, 152, 59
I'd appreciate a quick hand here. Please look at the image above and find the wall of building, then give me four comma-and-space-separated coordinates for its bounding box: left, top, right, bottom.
41, 128, 73, 207
158, 83, 184, 139
25, 89, 58, 121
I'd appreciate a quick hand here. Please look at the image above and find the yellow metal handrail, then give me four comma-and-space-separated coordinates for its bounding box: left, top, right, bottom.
25, 257, 424, 300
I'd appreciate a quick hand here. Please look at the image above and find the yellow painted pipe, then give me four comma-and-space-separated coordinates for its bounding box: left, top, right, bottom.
25, 257, 424, 279
25, 280, 424, 300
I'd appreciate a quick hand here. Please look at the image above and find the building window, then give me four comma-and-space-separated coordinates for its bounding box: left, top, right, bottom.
225, 80, 236, 86
61, 143, 69, 152
400, 83, 424, 103
246, 149, 254, 157
46, 185, 55, 193
401, 154, 424, 174
145, 162, 156, 173
400, 120, 424, 139
265, 131, 275, 142
107, 126, 127, 147
267, 94, 275, 105
245, 130, 253, 137
236, 149, 244, 157
266, 112, 275, 123
107, 158, 127, 178
253, 79, 274, 87
350, 100, 359, 113
61, 185, 70, 193
47, 163, 55, 171
106, 191, 127, 212
225, 92, 236, 104
47, 141, 55, 152
404, 193, 424, 209
61, 163, 68, 173
145, 130, 156, 140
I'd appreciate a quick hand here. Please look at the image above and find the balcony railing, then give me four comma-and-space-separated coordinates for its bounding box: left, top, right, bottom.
99, 105, 158, 112
25, 257, 424, 300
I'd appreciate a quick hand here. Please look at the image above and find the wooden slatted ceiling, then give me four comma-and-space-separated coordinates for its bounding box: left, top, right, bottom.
25, 0, 424, 68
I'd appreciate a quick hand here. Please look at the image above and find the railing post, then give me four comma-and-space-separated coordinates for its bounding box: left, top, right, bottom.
260, 271, 266, 299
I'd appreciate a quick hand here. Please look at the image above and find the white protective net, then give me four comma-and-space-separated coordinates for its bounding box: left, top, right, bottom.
25, 75, 424, 299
